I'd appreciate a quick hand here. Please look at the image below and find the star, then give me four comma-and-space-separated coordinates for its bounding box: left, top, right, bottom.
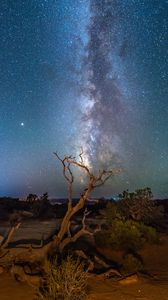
20, 122, 25, 127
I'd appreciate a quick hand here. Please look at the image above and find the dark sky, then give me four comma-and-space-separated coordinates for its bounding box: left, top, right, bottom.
0, 0, 168, 198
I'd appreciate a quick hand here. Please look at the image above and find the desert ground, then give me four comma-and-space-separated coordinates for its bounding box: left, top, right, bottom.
0, 219, 168, 300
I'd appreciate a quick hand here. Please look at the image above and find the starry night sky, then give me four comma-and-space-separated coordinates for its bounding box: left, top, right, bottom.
0, 0, 168, 198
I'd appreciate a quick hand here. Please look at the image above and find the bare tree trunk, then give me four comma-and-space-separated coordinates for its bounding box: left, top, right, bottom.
1, 223, 21, 249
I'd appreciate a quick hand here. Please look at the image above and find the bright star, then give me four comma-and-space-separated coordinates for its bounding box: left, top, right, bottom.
20, 122, 25, 127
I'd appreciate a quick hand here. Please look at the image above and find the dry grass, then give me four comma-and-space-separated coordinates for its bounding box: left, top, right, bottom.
36, 256, 88, 300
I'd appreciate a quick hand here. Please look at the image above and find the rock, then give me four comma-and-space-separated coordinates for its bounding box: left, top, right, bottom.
119, 274, 139, 285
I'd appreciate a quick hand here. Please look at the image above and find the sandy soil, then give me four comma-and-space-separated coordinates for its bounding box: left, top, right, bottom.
0, 220, 168, 300
1, 269, 168, 300
0, 273, 35, 300
87, 277, 168, 300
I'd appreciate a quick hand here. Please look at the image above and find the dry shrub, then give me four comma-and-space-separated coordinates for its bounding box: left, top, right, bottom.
36, 256, 87, 300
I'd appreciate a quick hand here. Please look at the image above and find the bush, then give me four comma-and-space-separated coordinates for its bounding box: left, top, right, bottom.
95, 219, 158, 252
109, 220, 142, 251
36, 256, 87, 300
106, 202, 126, 225
122, 253, 143, 273
135, 222, 159, 244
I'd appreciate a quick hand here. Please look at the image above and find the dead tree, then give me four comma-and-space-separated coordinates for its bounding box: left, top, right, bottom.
51, 150, 120, 253
0, 150, 120, 278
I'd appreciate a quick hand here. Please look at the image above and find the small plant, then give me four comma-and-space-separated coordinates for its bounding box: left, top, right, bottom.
36, 256, 87, 300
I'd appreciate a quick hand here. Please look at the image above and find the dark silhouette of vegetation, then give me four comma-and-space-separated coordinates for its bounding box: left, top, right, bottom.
26, 193, 38, 204
30, 193, 54, 218
118, 187, 163, 223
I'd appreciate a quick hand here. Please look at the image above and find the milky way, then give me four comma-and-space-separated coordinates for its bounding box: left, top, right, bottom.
76, 0, 129, 170
0, 0, 168, 198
